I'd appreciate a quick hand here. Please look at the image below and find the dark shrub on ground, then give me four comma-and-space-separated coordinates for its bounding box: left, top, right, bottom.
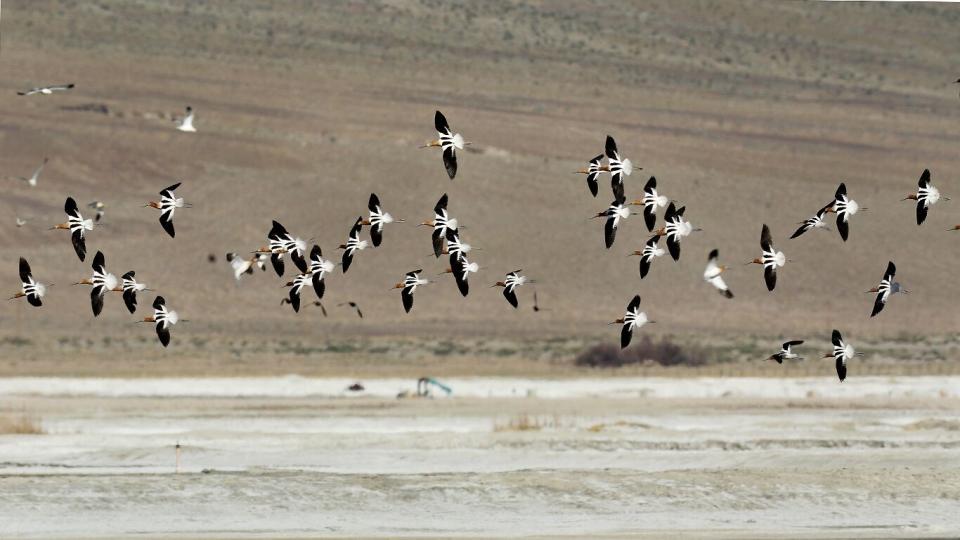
574, 337, 707, 368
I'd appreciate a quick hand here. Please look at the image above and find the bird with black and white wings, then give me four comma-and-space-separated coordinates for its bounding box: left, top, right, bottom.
144, 182, 191, 238
141, 296, 186, 348
629, 176, 669, 232
790, 202, 833, 239
176, 106, 196, 132
903, 169, 949, 225
10, 157, 48, 187
830, 183, 866, 242
339, 217, 369, 273
867, 261, 907, 317
575, 154, 607, 198
226, 252, 259, 281
10, 258, 49, 307
363, 193, 403, 247
824, 329, 863, 382
703, 249, 733, 299
422, 111, 469, 179
604, 135, 636, 201
767, 340, 804, 364
747, 224, 787, 291
594, 196, 634, 249
254, 221, 306, 276
83, 251, 120, 317
611, 294, 651, 349
655, 202, 699, 261
17, 83, 74, 96
87, 201, 106, 223
283, 272, 312, 313
442, 246, 479, 297
120, 271, 151, 314
394, 269, 429, 313
308, 245, 336, 300
444, 228, 474, 261
51, 197, 95, 261
629, 235, 665, 279
421, 193, 459, 258
493, 270, 532, 309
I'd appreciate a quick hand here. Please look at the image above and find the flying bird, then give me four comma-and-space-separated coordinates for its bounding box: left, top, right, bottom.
630, 176, 669, 232
903, 169, 948, 225
767, 340, 804, 364
824, 329, 863, 382
50, 197, 94, 261
703, 249, 734, 299
140, 296, 186, 347
10, 258, 49, 307
492, 269, 532, 308
790, 202, 833, 239
420, 193, 458, 257
144, 182, 191, 238
629, 235, 665, 279
593, 196, 634, 249
226, 252, 266, 281
338, 217, 368, 273
15, 217, 28, 228
282, 271, 311, 313
307, 245, 336, 300
611, 294, 651, 349
10, 157, 48, 187
176, 106, 196, 132
87, 201, 106, 223
604, 135, 636, 201
421, 110, 468, 179
867, 261, 907, 317
394, 269, 429, 313
339, 301, 364, 319
120, 271, 150, 314
575, 154, 606, 198
532, 290, 544, 312
829, 183, 866, 241
282, 298, 327, 316
17, 83, 74, 96
362, 193, 403, 247
747, 224, 787, 291
653, 202, 699, 261
254, 221, 307, 276
442, 251, 479, 297
74, 251, 120, 317
443, 228, 474, 260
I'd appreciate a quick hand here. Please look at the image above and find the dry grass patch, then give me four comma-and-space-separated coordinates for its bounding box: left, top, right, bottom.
494, 414, 565, 432
0, 412, 45, 435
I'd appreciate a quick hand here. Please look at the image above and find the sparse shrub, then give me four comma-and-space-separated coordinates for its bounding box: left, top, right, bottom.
0, 412, 44, 435
574, 336, 707, 368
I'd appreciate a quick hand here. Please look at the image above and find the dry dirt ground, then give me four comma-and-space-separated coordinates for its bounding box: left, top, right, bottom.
1, 1, 959, 375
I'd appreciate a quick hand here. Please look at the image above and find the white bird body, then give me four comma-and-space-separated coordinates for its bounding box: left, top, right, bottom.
176, 106, 196, 132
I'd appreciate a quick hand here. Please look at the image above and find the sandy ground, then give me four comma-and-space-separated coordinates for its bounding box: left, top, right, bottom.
1, 376, 959, 539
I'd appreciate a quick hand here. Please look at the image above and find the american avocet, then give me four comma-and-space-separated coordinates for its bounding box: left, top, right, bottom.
51, 197, 94, 261
420, 193, 458, 258
593, 196, 635, 249
394, 269, 429, 313
10, 258, 49, 307
703, 249, 734, 299
767, 340, 804, 364
421, 111, 469, 179
611, 294, 652, 349
176, 106, 196, 132
339, 301, 364, 318
903, 169, 949, 225
254, 221, 300, 276
604, 135, 636, 201
140, 296, 187, 348
653, 202, 700, 261
442, 249, 479, 297
492, 269, 532, 308
143, 183, 191, 238
226, 252, 258, 281
824, 329, 863, 382
362, 193, 403, 247
443, 228, 474, 260
308, 245, 335, 300
10, 157, 47, 187
87, 201, 106, 223
120, 271, 151, 314
282, 298, 328, 316
629, 235, 665, 279
74, 251, 121, 317
789, 202, 833, 239
338, 217, 368, 273
17, 83, 74, 96
747, 224, 787, 291
867, 261, 907, 317
829, 183, 866, 241
282, 272, 311, 313
575, 154, 606, 198
629, 176, 670, 232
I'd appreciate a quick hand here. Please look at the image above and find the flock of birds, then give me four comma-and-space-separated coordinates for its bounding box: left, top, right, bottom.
8, 84, 958, 382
